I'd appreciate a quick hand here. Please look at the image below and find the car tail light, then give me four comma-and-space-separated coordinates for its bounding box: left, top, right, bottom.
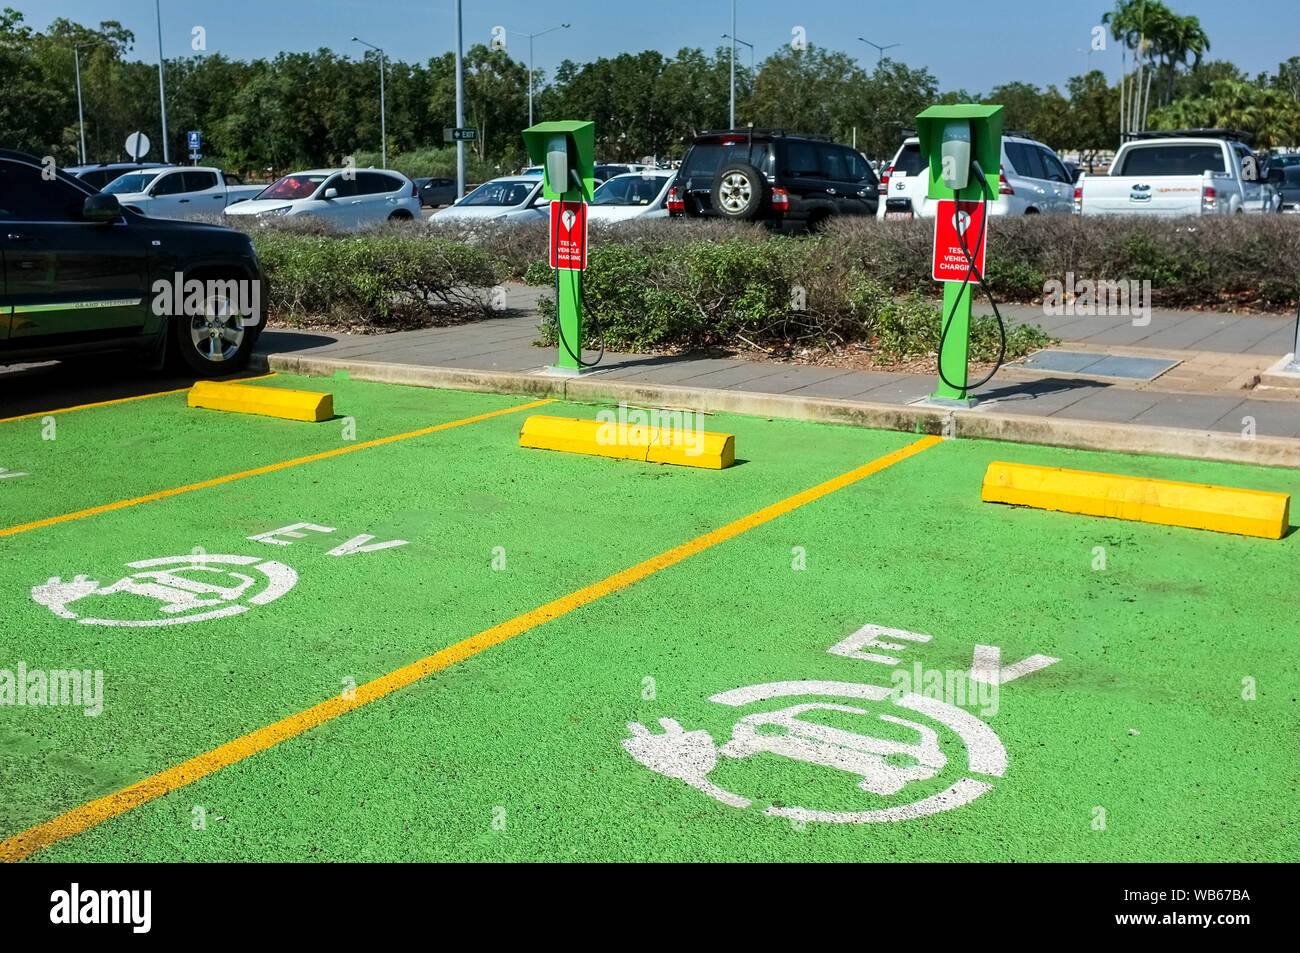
880, 165, 892, 193
1073, 186, 1082, 214
411, 183, 419, 197
998, 165, 1014, 195
1202, 185, 1216, 212
771, 187, 789, 212
667, 186, 684, 213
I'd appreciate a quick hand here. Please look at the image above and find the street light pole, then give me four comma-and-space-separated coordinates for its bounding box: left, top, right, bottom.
352, 37, 387, 168
729, 0, 736, 129
155, 0, 170, 163
857, 36, 901, 64
515, 23, 569, 127
721, 33, 753, 75
73, 43, 90, 165
455, 0, 465, 199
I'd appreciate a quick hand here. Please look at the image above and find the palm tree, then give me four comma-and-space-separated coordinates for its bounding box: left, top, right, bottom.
1155, 14, 1211, 105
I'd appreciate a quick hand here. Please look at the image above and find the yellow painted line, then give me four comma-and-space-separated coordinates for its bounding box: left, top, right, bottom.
0, 399, 554, 540
0, 373, 279, 423
0, 434, 941, 861
189, 380, 334, 422
982, 460, 1291, 539
520, 414, 735, 469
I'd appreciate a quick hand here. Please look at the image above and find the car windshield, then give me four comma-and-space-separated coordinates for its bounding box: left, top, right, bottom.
1272, 155, 1300, 167
459, 181, 534, 206
592, 174, 669, 206
102, 173, 158, 194
257, 174, 328, 200
892, 143, 927, 176
1283, 167, 1300, 186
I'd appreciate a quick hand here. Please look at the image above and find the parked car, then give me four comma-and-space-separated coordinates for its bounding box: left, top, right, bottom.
223, 168, 421, 228
878, 133, 1074, 218
0, 149, 266, 375
430, 176, 547, 225
669, 129, 879, 231
63, 161, 171, 191
99, 166, 263, 221
414, 176, 456, 208
1076, 131, 1281, 216
587, 171, 676, 223
1271, 165, 1300, 213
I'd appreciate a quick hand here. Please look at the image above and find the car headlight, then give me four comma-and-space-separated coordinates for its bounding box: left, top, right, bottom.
261, 206, 293, 216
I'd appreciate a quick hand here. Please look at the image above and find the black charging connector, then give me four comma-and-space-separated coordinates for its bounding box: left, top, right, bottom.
935, 160, 1007, 394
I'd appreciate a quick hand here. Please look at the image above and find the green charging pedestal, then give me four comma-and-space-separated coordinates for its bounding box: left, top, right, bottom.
915, 104, 1003, 406
522, 120, 595, 375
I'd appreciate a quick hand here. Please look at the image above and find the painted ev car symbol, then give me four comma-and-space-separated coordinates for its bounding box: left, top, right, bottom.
622, 680, 1007, 824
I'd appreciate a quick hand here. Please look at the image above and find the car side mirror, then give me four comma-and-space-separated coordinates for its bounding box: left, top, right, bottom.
82, 193, 122, 223
323, 187, 338, 200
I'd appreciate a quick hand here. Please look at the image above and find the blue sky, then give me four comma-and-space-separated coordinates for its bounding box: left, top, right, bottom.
12, 1, 1297, 94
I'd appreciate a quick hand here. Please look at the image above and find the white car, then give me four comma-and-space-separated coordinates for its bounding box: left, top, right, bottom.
587, 171, 676, 223
1077, 134, 1281, 216
99, 166, 263, 220
878, 134, 1075, 218
431, 176, 548, 225
223, 168, 421, 229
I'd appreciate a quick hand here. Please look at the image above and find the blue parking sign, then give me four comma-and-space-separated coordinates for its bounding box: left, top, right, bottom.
187, 130, 201, 151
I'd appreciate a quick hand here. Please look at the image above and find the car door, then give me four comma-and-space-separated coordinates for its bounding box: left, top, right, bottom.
183, 170, 226, 218
0, 157, 149, 344
1232, 143, 1264, 211
780, 141, 837, 224
356, 172, 402, 224
837, 147, 880, 217
146, 170, 190, 218
317, 173, 362, 227
1035, 146, 1075, 213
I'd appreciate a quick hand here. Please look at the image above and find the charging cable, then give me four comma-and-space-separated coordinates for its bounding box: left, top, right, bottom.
553, 264, 605, 368
936, 159, 1007, 393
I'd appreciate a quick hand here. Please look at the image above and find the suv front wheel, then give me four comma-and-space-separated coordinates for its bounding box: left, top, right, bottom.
173, 283, 261, 375
711, 162, 768, 221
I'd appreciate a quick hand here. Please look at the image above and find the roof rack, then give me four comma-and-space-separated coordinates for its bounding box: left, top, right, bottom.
698, 128, 834, 141
1127, 128, 1254, 144
1004, 129, 1036, 140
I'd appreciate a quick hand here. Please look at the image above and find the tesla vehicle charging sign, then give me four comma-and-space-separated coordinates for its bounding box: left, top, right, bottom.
932, 199, 986, 282
549, 200, 588, 271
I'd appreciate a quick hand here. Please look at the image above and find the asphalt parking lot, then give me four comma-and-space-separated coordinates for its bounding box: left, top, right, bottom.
1, 373, 1295, 861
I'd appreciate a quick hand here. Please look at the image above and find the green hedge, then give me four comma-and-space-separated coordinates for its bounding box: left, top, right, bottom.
253, 232, 501, 329
529, 238, 1050, 361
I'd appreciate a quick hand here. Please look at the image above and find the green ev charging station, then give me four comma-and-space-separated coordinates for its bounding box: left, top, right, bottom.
522, 120, 596, 374
915, 103, 1003, 406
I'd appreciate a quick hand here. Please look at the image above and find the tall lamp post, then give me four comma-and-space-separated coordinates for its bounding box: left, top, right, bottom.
857, 36, 901, 64
514, 23, 569, 126
455, 0, 464, 199
728, 0, 736, 128
155, 0, 170, 163
73, 42, 97, 165
352, 37, 387, 169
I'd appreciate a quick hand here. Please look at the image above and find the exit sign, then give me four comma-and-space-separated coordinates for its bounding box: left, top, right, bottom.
443, 127, 478, 143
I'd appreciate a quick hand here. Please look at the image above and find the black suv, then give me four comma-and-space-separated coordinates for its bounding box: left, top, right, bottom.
669, 130, 879, 231
0, 150, 265, 376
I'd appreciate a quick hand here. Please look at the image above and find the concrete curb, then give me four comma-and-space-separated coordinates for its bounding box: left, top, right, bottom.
255, 353, 1300, 469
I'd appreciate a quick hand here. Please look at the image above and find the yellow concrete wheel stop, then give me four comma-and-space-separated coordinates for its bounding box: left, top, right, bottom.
519, 415, 734, 469
981, 461, 1290, 539
188, 381, 334, 422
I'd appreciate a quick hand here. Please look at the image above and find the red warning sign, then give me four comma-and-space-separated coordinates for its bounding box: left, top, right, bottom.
932, 199, 987, 283
549, 200, 588, 271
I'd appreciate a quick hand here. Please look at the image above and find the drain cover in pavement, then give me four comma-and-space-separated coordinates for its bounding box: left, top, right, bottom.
1019, 350, 1178, 381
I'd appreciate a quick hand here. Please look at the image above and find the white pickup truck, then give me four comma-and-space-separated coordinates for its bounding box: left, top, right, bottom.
1076, 135, 1280, 216
99, 166, 264, 221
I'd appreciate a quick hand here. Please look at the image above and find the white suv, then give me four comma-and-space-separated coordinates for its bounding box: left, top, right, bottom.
877, 133, 1074, 218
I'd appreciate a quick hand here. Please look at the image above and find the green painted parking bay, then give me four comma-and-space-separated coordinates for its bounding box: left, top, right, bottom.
1, 374, 1296, 861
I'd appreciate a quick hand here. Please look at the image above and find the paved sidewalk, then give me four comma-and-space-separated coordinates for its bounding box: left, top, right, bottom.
259, 287, 1300, 445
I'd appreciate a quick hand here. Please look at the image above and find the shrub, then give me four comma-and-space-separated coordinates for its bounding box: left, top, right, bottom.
254, 233, 501, 329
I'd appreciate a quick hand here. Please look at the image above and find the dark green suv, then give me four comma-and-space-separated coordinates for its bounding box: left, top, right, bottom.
0, 149, 266, 377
